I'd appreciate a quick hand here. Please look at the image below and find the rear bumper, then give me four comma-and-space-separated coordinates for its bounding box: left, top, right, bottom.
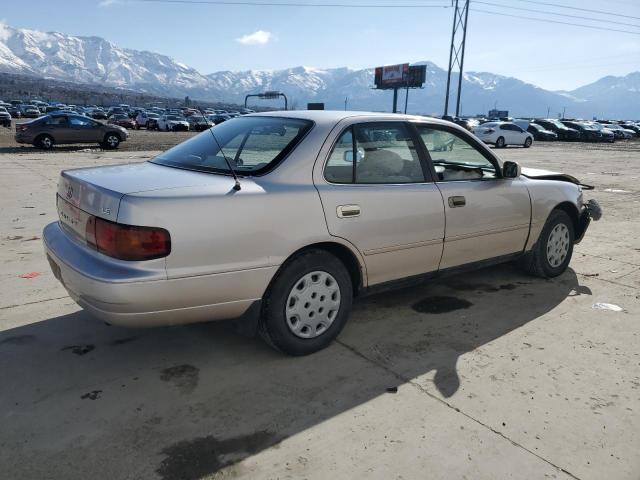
43, 221, 271, 327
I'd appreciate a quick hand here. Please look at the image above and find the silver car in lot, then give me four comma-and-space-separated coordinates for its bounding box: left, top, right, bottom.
43, 111, 601, 355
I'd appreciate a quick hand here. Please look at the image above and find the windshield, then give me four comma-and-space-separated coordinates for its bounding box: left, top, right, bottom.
151, 116, 313, 175
167, 115, 183, 120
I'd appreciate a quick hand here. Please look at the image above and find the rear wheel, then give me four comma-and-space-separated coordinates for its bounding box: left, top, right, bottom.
520, 209, 574, 278
260, 250, 353, 356
524, 137, 532, 148
35, 134, 54, 150
495, 136, 505, 148
102, 133, 120, 150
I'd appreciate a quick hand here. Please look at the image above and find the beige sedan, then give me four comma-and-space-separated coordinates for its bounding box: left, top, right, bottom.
43, 111, 600, 355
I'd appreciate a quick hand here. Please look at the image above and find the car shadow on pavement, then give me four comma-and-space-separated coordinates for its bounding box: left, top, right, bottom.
0, 264, 587, 479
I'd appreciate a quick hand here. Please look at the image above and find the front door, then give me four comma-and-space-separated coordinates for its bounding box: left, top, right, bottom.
315, 121, 445, 286
68, 115, 103, 143
415, 124, 531, 269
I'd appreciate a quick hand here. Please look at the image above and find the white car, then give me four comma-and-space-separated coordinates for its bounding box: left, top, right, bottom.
157, 114, 189, 132
136, 112, 160, 129
473, 121, 534, 148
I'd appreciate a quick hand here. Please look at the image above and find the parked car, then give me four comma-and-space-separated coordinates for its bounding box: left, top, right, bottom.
91, 110, 108, 120
560, 121, 603, 142
585, 122, 615, 143
208, 114, 230, 125
136, 111, 160, 129
472, 121, 533, 148
533, 119, 581, 141
147, 117, 160, 131
108, 114, 137, 129
15, 113, 128, 149
0, 107, 11, 127
527, 123, 558, 141
43, 111, 601, 355
599, 123, 633, 139
157, 114, 189, 131
7, 106, 22, 118
186, 116, 213, 132
21, 105, 42, 118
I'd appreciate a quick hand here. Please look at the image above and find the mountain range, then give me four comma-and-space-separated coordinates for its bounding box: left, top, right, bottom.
0, 23, 638, 118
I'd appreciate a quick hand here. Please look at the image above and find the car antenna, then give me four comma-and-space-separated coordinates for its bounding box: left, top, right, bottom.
198, 108, 241, 191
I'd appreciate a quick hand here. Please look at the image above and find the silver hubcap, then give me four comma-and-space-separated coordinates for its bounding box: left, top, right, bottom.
107, 136, 118, 146
285, 270, 341, 339
42, 138, 51, 147
546, 223, 570, 268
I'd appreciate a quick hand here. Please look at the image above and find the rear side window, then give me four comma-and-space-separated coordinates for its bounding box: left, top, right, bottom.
325, 123, 425, 184
152, 116, 313, 176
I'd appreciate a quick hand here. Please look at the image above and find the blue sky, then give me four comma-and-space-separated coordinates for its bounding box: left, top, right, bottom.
2, 0, 639, 90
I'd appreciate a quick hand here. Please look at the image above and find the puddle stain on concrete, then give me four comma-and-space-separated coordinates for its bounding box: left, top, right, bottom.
156, 431, 281, 480
110, 336, 139, 346
160, 364, 200, 394
80, 390, 102, 400
412, 296, 473, 314
61, 345, 95, 356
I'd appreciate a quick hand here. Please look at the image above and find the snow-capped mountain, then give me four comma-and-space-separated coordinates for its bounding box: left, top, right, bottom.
0, 23, 638, 118
0, 23, 211, 96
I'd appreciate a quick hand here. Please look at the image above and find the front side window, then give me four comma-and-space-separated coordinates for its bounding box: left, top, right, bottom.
417, 126, 498, 181
324, 122, 425, 184
69, 116, 96, 127
152, 116, 312, 175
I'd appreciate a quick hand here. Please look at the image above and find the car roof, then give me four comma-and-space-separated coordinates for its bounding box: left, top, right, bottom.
247, 110, 460, 128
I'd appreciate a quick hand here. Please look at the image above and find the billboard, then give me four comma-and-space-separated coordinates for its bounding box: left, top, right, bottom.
374, 64, 426, 89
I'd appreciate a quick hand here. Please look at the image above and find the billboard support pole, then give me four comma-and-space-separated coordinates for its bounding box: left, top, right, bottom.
392, 87, 398, 114
404, 87, 409, 114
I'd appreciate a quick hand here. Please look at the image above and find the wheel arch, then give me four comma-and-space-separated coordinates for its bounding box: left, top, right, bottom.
269, 241, 365, 299
552, 201, 580, 235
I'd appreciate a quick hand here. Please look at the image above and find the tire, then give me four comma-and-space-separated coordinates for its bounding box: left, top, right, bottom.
520, 209, 574, 278
35, 134, 54, 150
495, 136, 505, 148
259, 250, 353, 356
102, 133, 120, 150
524, 137, 532, 148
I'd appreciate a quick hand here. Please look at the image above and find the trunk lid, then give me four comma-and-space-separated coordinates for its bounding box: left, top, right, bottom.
57, 161, 231, 222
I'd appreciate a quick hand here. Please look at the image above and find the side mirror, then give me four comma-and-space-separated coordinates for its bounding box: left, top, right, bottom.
503, 160, 521, 179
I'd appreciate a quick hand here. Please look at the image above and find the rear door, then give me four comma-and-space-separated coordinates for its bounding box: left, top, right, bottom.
415, 124, 531, 269
315, 121, 445, 286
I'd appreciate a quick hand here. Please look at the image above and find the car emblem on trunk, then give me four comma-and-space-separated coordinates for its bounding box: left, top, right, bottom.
65, 185, 73, 200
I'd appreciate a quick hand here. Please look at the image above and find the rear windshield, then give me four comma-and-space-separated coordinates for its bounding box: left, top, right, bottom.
151, 116, 313, 176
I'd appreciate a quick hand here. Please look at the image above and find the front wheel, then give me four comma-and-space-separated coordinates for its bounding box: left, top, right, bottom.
520, 209, 574, 278
524, 137, 532, 148
495, 136, 505, 148
260, 250, 353, 356
35, 134, 54, 150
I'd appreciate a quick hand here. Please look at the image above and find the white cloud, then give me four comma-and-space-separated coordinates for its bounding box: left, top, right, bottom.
236, 30, 273, 46
99, 0, 122, 6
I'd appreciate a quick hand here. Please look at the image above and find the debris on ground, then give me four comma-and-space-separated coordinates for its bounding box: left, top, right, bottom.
592, 303, 623, 312
18, 272, 40, 279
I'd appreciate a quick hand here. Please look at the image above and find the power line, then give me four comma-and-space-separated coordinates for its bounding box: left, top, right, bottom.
471, 8, 640, 35
137, 0, 451, 7
510, 0, 640, 21
473, 1, 640, 29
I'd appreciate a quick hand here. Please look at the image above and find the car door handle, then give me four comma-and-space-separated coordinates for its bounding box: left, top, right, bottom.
448, 196, 466, 208
337, 205, 361, 218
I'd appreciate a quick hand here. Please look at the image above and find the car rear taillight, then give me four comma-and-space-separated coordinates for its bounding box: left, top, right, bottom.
85, 216, 170, 261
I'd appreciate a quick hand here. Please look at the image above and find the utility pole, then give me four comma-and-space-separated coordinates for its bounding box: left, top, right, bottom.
562, 106, 566, 119
392, 87, 399, 113
546, 106, 551, 118
344, 97, 348, 111
444, 0, 470, 117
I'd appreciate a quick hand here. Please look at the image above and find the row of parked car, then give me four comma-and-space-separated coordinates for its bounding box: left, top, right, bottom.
447, 115, 640, 147
0, 99, 255, 132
